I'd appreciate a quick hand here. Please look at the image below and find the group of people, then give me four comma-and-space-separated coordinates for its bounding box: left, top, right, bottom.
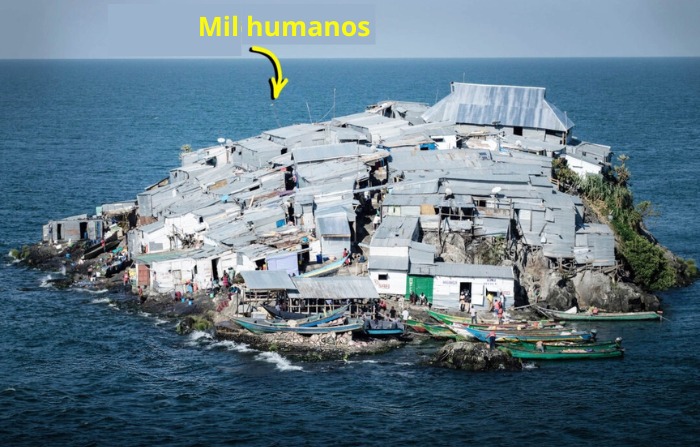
408, 290, 428, 306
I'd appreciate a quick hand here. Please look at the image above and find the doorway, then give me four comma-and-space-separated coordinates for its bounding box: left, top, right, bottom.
211, 258, 220, 280
79, 222, 88, 240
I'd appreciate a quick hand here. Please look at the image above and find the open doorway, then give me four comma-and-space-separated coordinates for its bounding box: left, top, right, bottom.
79, 222, 88, 240
459, 281, 472, 303
211, 258, 220, 280
56, 224, 63, 241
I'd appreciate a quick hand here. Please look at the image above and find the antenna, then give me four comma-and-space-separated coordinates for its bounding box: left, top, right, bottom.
270, 103, 281, 128
306, 101, 313, 123
332, 88, 336, 119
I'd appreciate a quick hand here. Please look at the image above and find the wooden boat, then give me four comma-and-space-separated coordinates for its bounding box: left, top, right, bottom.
231, 316, 363, 335
501, 345, 624, 360
405, 319, 428, 333
424, 322, 462, 340
262, 304, 311, 320
463, 326, 593, 343
504, 339, 622, 352
534, 305, 662, 321
288, 305, 349, 327
300, 256, 349, 278
428, 309, 562, 328
363, 319, 405, 337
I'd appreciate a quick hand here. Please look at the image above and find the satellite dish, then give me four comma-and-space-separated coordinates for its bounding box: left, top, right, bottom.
217, 137, 226, 144
491, 186, 502, 195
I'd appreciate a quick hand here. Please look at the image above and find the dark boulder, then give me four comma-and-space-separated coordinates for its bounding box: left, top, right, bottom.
430, 341, 522, 372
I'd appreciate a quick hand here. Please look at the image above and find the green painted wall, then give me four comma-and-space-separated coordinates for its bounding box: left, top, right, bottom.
406, 275, 434, 302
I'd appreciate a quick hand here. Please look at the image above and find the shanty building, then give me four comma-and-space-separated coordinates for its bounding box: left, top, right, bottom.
422, 82, 575, 144
43, 215, 104, 243
429, 262, 515, 310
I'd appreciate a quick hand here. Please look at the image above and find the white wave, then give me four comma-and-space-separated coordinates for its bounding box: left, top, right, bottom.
89, 297, 111, 304
522, 362, 539, 370
190, 330, 213, 342
255, 352, 303, 371
153, 318, 169, 326
206, 339, 256, 353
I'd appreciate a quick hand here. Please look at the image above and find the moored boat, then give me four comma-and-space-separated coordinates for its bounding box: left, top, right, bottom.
262, 304, 312, 320
463, 326, 593, 343
428, 309, 562, 328
424, 322, 462, 340
363, 319, 405, 337
231, 316, 363, 335
405, 319, 428, 333
534, 305, 662, 321
500, 345, 624, 360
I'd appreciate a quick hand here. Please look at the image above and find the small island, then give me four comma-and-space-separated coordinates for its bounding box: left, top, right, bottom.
13, 82, 697, 362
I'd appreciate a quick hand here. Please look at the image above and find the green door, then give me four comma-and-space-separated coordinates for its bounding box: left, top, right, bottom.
406, 275, 434, 302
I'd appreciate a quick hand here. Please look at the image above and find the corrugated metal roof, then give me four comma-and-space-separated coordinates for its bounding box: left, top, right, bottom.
241, 270, 296, 290
292, 142, 372, 164
262, 123, 325, 139
368, 255, 409, 271
316, 214, 351, 237
292, 276, 379, 300
434, 262, 514, 280
409, 241, 435, 265
373, 216, 420, 241
422, 83, 574, 132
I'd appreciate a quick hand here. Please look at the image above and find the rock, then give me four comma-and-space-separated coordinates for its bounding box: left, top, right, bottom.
430, 341, 522, 372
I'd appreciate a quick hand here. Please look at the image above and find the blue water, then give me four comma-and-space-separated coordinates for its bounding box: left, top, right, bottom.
1, 59, 699, 446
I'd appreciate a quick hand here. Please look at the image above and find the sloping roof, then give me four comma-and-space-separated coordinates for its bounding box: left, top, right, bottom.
292, 276, 379, 300
422, 83, 574, 132
240, 270, 296, 290
292, 142, 372, 164
368, 255, 409, 271
316, 214, 351, 237
434, 262, 514, 280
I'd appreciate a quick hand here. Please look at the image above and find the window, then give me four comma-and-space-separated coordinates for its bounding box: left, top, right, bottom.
513, 126, 523, 136
378, 273, 389, 281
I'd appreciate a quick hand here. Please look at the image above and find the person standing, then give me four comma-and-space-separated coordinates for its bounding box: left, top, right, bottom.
470, 303, 477, 324
459, 291, 466, 312
419, 292, 426, 306
497, 306, 504, 324
488, 329, 497, 351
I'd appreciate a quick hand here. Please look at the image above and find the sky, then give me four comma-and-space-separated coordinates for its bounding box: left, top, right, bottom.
0, 0, 698, 58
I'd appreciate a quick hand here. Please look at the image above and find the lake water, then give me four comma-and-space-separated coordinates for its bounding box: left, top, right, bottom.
1, 58, 699, 446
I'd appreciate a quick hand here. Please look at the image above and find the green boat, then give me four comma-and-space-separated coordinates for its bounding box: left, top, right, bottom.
423, 322, 462, 340
503, 339, 622, 352
428, 309, 561, 328
405, 319, 428, 333
535, 305, 662, 321
500, 345, 624, 360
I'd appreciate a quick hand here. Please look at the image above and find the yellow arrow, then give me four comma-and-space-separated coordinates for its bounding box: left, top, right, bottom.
249, 46, 289, 100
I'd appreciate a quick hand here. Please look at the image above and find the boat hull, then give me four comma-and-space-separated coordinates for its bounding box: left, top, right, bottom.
535, 306, 661, 321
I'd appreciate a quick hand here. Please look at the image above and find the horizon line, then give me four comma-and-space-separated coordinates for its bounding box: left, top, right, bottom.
1, 55, 699, 61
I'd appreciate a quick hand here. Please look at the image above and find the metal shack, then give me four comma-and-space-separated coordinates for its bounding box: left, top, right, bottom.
43, 215, 103, 243
430, 262, 515, 310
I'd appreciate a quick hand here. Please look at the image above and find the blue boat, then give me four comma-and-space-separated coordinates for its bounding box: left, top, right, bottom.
230, 316, 363, 335
363, 319, 405, 337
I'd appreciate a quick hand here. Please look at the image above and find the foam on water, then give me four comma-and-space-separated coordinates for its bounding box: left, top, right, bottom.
89, 297, 111, 304
255, 352, 303, 371
208, 339, 255, 353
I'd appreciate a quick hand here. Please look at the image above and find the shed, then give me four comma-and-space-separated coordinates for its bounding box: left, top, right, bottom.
430, 263, 515, 311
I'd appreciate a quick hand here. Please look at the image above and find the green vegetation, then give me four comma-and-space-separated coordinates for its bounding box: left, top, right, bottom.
552, 156, 696, 291
180, 144, 192, 153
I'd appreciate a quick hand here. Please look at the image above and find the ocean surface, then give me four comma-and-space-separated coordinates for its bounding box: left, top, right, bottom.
1, 58, 699, 446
